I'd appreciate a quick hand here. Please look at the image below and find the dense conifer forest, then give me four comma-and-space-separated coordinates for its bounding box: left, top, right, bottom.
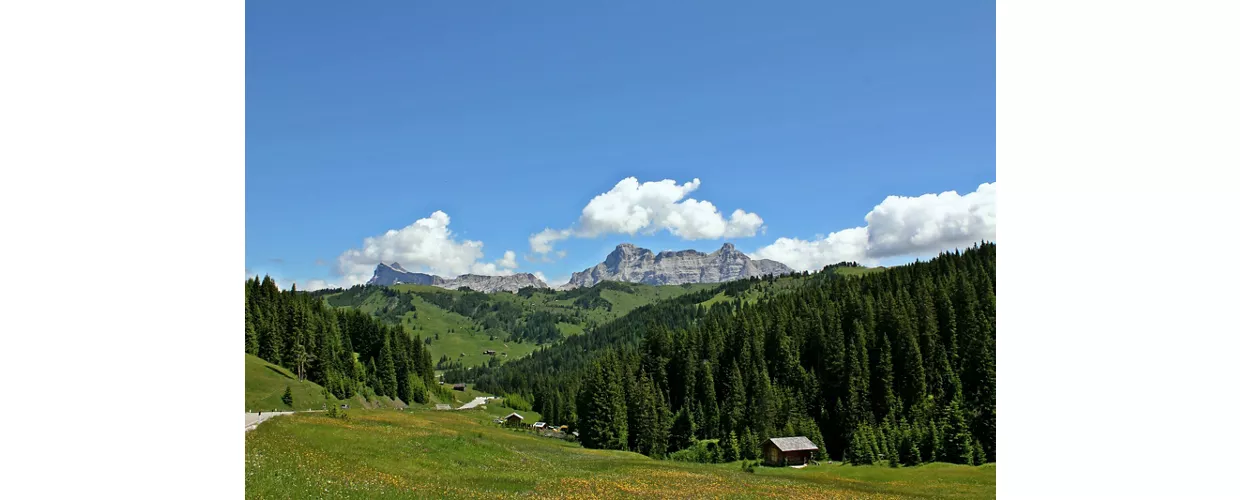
461, 243, 996, 466
245, 277, 436, 404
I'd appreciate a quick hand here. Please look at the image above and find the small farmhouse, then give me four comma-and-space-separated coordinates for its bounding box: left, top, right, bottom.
532, 422, 547, 430
484, 350, 496, 355
453, 383, 466, 391
503, 412, 524, 427
760, 436, 819, 466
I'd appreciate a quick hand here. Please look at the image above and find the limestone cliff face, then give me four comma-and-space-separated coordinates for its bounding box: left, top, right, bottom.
366, 263, 549, 293
438, 273, 548, 293
366, 262, 446, 286
564, 243, 794, 289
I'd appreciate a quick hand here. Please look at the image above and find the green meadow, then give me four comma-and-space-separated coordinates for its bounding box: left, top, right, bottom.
245, 407, 995, 499
245, 354, 405, 412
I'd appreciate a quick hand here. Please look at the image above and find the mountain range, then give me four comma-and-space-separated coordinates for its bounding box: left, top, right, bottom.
562, 242, 793, 289
366, 243, 793, 293
367, 263, 548, 293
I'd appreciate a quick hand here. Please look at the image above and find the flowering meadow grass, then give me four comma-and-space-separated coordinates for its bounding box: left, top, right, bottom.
245, 409, 995, 499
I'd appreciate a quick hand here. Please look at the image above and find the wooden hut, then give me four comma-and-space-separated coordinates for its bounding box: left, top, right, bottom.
503, 412, 524, 427
760, 437, 819, 466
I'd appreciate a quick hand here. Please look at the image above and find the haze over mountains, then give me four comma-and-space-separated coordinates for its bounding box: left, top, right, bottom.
367, 243, 794, 293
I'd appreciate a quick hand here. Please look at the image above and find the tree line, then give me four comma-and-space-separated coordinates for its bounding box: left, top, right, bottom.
245, 277, 436, 404
461, 243, 996, 466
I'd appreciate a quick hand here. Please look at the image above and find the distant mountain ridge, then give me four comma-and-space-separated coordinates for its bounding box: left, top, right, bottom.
562, 242, 794, 289
366, 262, 548, 293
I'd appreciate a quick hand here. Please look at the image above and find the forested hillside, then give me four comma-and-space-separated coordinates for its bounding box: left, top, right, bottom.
305, 281, 717, 369
244, 277, 437, 405
464, 243, 996, 466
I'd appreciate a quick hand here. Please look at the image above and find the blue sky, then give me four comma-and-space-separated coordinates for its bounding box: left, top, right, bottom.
246, 1, 995, 289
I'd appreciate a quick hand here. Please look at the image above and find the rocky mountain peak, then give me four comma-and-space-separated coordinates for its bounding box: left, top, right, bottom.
567, 242, 793, 288
366, 264, 548, 293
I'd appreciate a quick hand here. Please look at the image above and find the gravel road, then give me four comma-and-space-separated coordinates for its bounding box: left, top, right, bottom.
245, 411, 292, 431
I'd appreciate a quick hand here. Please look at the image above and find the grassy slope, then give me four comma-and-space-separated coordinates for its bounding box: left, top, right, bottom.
245, 408, 995, 499
245, 354, 405, 412
329, 283, 714, 370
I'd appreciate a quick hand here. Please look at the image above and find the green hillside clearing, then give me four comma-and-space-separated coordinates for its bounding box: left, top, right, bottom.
245, 408, 995, 499
245, 354, 405, 412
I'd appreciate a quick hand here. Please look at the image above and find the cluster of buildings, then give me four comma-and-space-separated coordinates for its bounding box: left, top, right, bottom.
496, 412, 578, 440
494, 412, 819, 466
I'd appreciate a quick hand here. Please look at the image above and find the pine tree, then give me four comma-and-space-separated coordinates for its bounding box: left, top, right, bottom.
379, 335, 398, 399
245, 315, 259, 355
576, 357, 629, 450
972, 437, 988, 465
259, 314, 283, 365
721, 430, 740, 462
941, 400, 975, 465
871, 329, 899, 422
739, 427, 758, 460
668, 407, 696, 453
697, 361, 720, 439
723, 363, 746, 435
282, 386, 293, 407
627, 372, 660, 456
847, 423, 875, 465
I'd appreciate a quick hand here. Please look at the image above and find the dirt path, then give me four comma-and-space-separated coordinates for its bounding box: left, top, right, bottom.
245, 411, 292, 431
457, 396, 491, 410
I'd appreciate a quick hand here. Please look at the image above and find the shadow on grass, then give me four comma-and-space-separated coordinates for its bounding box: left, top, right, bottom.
265, 365, 294, 380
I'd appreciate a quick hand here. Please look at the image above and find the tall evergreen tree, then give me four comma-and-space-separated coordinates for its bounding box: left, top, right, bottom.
668, 407, 696, 453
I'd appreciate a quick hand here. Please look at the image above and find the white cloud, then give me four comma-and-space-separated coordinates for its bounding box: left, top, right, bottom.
530, 177, 765, 255
865, 182, 996, 258
297, 279, 338, 292
753, 227, 875, 270
335, 211, 515, 284
530, 228, 572, 255
752, 183, 996, 271
498, 250, 517, 269
533, 271, 570, 288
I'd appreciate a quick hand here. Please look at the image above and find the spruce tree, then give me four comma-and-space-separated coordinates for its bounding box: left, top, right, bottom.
739, 427, 758, 460
668, 407, 696, 453
379, 335, 398, 399
941, 400, 975, 465
723, 363, 746, 435
721, 430, 740, 462
872, 330, 899, 422
282, 386, 293, 407
245, 315, 259, 355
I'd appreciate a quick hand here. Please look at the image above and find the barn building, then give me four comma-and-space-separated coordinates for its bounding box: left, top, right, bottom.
760, 437, 819, 466
503, 412, 524, 426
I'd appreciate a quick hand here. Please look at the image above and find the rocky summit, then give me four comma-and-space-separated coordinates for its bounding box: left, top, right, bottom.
366, 263, 549, 293
562, 242, 794, 289
367, 262, 447, 287
438, 273, 549, 293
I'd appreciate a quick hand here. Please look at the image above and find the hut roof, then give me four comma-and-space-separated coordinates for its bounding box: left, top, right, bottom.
504, 412, 524, 420
763, 436, 819, 452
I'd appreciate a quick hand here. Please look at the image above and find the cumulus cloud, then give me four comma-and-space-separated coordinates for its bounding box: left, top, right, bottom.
534, 271, 571, 288
298, 279, 339, 292
753, 227, 875, 270
529, 177, 764, 255
335, 211, 517, 284
530, 228, 573, 255
753, 183, 996, 271
498, 250, 518, 269
865, 182, 996, 258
